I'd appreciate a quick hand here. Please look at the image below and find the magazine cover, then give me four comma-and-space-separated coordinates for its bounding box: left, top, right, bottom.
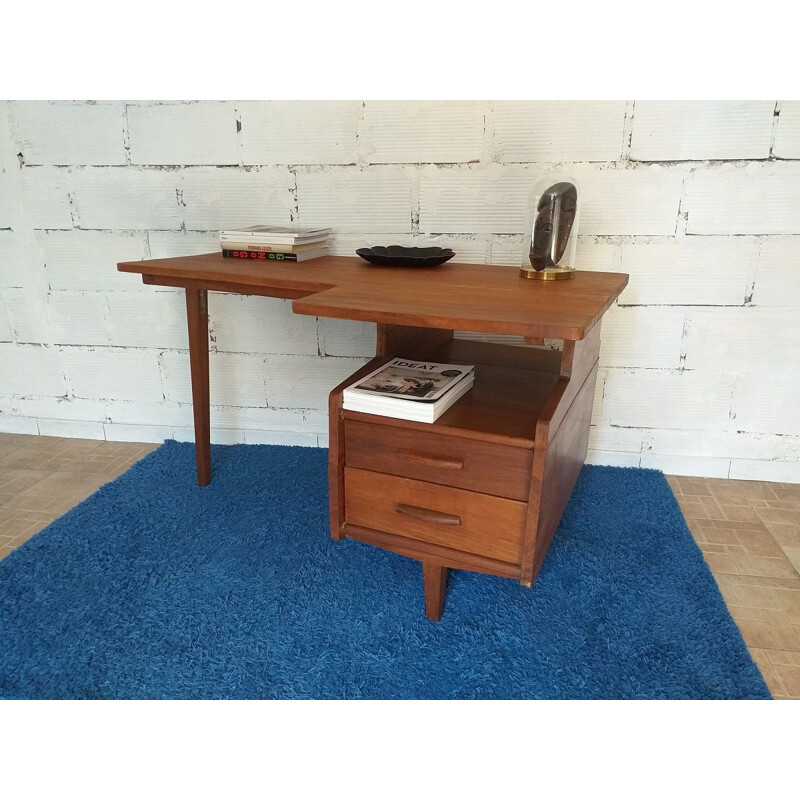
346, 358, 474, 402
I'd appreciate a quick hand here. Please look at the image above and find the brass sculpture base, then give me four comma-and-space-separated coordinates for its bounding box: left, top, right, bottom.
519, 265, 575, 281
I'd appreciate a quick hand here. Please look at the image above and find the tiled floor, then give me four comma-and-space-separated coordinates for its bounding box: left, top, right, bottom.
1, 432, 798, 699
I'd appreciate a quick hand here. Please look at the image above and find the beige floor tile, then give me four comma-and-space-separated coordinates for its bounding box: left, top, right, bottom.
677, 497, 707, 519
773, 664, 800, 696
774, 484, 800, 502
766, 650, 800, 666
748, 649, 789, 696
720, 503, 763, 524
731, 552, 799, 580
703, 551, 741, 574
736, 529, 790, 559
765, 523, 800, 549
732, 481, 781, 503
735, 617, 786, 650
725, 573, 800, 591
676, 477, 714, 496
700, 525, 746, 546
784, 548, 800, 573
756, 507, 800, 526
0, 470, 108, 515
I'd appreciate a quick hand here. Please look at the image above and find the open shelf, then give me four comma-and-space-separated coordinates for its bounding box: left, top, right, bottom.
340, 339, 564, 449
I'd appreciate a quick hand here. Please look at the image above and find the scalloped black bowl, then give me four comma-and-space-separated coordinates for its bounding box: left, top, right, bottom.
356, 245, 456, 268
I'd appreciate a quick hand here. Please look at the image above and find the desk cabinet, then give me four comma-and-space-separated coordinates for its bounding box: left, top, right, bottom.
116, 253, 626, 622
329, 323, 602, 620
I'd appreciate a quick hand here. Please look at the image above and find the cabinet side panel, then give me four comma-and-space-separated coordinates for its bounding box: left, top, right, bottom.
528, 363, 599, 583
522, 361, 599, 584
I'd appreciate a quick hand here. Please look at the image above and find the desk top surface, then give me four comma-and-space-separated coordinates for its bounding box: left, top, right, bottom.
118, 252, 628, 340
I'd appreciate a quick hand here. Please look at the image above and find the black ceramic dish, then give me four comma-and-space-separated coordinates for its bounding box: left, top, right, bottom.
355, 245, 456, 268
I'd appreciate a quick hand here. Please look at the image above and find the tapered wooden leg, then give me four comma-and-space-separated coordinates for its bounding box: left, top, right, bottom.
185, 288, 211, 486
423, 562, 448, 621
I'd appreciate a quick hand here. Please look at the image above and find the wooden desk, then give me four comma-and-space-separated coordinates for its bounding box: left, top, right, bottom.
118, 253, 628, 619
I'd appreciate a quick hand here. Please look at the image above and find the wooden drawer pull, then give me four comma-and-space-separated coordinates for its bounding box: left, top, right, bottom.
397, 450, 465, 470
395, 503, 462, 526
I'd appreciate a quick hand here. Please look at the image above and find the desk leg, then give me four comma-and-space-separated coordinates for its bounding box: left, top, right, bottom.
185, 288, 211, 486
423, 562, 448, 622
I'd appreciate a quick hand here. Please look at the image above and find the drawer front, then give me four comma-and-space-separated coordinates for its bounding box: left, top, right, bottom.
344, 421, 532, 501
344, 467, 526, 564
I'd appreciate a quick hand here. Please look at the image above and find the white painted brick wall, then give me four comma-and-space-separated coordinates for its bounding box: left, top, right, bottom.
493, 101, 626, 163
240, 101, 359, 166
147, 231, 219, 259
630, 101, 775, 161
573, 164, 684, 236
683, 307, 800, 376
419, 165, 530, 233
21, 168, 73, 228
732, 376, 800, 436
773, 101, 800, 158
617, 237, 757, 306
2, 99, 799, 481
71, 167, 181, 230
106, 290, 189, 349
210, 294, 318, 356
0, 173, 15, 228
2, 287, 50, 343
685, 162, 800, 234
13, 101, 127, 166
46, 291, 110, 345
62, 347, 163, 402
296, 167, 413, 232
39, 230, 149, 291
180, 167, 295, 231
362, 101, 483, 164
263, 355, 369, 410
599, 305, 685, 369
602, 369, 736, 431
160, 350, 268, 407
1, 343, 67, 395
0, 302, 11, 341
128, 102, 239, 166
750, 237, 800, 307
318, 318, 376, 357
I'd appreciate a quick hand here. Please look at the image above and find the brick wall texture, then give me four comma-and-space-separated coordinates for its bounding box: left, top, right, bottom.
1, 100, 799, 480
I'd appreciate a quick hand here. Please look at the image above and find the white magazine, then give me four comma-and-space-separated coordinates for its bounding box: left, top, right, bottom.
344, 358, 474, 403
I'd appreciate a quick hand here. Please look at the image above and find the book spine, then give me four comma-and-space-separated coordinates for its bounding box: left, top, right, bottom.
220, 237, 301, 245
220, 241, 315, 252
222, 250, 301, 262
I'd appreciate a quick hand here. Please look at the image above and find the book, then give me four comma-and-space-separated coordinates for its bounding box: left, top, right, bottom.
220, 240, 324, 253
342, 357, 475, 423
220, 233, 330, 246
219, 225, 331, 245
222, 247, 329, 263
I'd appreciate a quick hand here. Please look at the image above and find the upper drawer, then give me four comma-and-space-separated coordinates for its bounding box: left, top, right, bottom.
344, 420, 532, 501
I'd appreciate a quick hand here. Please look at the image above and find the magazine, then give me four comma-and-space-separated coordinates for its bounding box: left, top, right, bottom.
343, 373, 474, 423
344, 358, 474, 403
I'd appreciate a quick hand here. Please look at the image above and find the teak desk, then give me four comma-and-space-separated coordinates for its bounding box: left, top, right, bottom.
118, 253, 628, 620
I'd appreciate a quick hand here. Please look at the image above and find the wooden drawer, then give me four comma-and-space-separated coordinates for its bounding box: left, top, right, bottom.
344, 420, 532, 501
344, 467, 526, 564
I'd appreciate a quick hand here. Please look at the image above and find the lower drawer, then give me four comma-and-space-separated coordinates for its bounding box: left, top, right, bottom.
344, 467, 526, 564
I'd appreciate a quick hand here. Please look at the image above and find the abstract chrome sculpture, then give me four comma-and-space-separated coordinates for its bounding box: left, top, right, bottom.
520, 177, 579, 281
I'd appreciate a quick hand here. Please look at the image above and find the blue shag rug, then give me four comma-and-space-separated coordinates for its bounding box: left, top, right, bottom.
0, 441, 770, 700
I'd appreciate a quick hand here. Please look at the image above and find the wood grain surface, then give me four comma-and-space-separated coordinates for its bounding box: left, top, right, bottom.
119, 253, 628, 340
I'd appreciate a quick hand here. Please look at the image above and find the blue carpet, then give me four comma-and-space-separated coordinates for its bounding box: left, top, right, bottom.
0, 441, 770, 699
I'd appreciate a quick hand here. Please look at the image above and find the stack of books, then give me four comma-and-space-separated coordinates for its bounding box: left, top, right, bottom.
343, 358, 475, 423
219, 225, 331, 263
